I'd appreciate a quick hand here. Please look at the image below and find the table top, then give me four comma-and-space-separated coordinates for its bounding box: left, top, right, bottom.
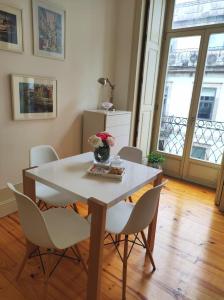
26, 152, 162, 207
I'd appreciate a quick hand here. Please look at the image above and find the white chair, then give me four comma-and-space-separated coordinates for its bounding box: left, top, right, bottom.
104, 182, 165, 300
30, 145, 82, 211
118, 146, 143, 165
118, 146, 143, 203
7, 183, 90, 280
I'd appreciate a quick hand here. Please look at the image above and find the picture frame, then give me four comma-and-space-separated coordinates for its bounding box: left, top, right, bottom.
32, 0, 65, 60
11, 74, 57, 120
0, 4, 23, 53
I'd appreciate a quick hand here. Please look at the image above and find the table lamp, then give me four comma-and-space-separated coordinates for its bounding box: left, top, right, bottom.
97, 77, 115, 106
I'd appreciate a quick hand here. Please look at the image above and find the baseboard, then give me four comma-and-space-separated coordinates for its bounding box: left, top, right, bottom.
0, 197, 17, 218
0, 183, 21, 218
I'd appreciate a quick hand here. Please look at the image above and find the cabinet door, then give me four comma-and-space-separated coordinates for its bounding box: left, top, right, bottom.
106, 114, 131, 128
106, 113, 131, 154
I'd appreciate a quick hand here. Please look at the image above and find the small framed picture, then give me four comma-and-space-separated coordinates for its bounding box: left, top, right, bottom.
32, 0, 65, 60
0, 4, 23, 52
11, 74, 57, 120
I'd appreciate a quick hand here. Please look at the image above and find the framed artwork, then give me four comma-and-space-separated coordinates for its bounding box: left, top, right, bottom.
32, 0, 65, 60
0, 4, 23, 52
11, 74, 57, 120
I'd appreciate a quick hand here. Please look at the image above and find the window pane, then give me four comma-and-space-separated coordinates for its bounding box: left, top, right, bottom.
173, 0, 224, 29
191, 146, 206, 160
157, 36, 201, 156
190, 33, 224, 164
197, 88, 216, 119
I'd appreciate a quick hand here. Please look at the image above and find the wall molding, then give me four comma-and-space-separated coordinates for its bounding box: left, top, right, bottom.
0, 183, 21, 218
0, 197, 17, 218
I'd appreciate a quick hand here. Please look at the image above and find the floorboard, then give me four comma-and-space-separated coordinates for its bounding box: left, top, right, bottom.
0, 177, 224, 299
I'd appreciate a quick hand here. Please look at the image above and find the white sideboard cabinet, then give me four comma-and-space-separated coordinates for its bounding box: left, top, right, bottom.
82, 110, 132, 155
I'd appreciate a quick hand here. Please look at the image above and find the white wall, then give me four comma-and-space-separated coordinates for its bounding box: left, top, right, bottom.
113, 0, 135, 110
0, 0, 118, 190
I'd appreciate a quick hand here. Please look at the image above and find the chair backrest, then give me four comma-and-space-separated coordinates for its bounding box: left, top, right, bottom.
122, 182, 166, 235
30, 145, 59, 167
7, 183, 54, 248
118, 146, 143, 164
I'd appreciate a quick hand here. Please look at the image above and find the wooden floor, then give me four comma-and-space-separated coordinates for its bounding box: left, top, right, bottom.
0, 177, 224, 300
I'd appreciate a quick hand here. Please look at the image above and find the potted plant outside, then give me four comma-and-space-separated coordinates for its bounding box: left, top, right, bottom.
147, 151, 165, 169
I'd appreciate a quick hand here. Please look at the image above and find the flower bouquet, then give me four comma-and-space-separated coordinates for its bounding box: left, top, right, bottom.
88, 132, 115, 163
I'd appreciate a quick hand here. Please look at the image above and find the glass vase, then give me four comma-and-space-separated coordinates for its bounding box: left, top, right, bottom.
94, 141, 110, 163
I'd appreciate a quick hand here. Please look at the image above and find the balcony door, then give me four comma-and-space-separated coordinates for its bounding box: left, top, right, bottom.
152, 1, 224, 188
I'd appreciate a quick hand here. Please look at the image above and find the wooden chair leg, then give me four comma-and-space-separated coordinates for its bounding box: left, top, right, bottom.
122, 235, 129, 300
74, 245, 88, 274
128, 196, 133, 203
37, 199, 49, 211
72, 203, 79, 214
39, 201, 49, 211
44, 203, 51, 211
141, 230, 156, 271
16, 241, 37, 280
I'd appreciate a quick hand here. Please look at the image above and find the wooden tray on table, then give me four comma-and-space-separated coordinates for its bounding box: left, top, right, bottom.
87, 165, 125, 181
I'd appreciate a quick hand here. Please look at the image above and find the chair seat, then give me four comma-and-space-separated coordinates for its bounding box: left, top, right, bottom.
36, 182, 84, 206
105, 201, 134, 234
42, 208, 90, 249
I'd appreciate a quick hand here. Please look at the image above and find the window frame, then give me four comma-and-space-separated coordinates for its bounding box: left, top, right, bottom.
150, 0, 224, 187
166, 1, 224, 34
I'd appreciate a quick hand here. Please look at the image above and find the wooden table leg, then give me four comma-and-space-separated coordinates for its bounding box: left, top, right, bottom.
22, 168, 36, 202
147, 172, 163, 251
87, 198, 107, 300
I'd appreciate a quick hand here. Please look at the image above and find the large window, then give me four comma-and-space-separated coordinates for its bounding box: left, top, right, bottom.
173, 0, 224, 29
152, 0, 224, 187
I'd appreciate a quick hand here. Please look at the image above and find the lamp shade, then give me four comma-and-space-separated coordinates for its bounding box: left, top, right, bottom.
97, 77, 115, 105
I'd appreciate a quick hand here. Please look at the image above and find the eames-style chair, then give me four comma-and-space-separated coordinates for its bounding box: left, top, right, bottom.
104, 182, 165, 300
118, 146, 143, 165
30, 145, 81, 211
8, 183, 90, 280
118, 146, 143, 203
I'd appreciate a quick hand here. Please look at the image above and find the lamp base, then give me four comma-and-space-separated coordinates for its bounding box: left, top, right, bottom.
101, 102, 113, 110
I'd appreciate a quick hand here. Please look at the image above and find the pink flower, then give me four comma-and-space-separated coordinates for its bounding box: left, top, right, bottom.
96, 132, 112, 141
88, 135, 103, 148
89, 132, 115, 147
107, 136, 115, 147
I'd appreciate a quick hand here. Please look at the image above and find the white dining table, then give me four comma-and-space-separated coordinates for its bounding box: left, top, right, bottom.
23, 152, 162, 300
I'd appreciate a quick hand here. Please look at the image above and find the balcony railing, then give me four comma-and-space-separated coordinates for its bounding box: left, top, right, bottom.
169, 47, 224, 68
159, 116, 224, 164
